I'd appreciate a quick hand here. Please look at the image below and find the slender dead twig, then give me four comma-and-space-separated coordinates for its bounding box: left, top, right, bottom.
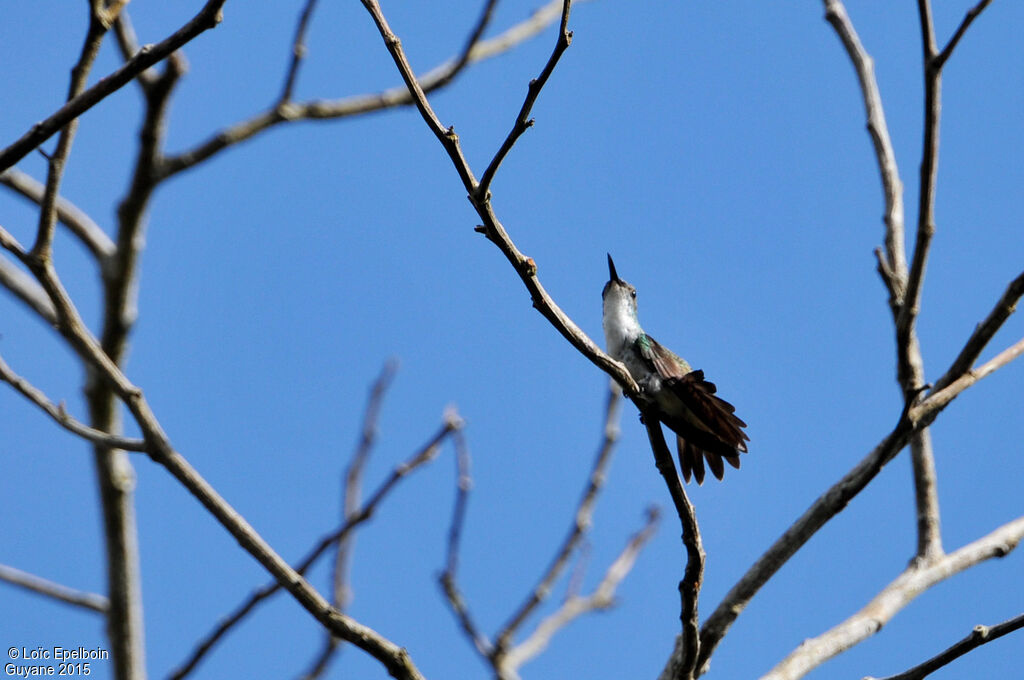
299, 360, 399, 680
763, 517, 1024, 680
493, 385, 621, 654
168, 417, 458, 680
868, 611, 1024, 680
0, 563, 109, 614
498, 507, 660, 678
0, 354, 146, 451
279, 0, 322, 104
437, 427, 493, 659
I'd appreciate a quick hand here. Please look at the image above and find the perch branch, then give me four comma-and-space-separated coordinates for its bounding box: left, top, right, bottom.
646, 418, 703, 680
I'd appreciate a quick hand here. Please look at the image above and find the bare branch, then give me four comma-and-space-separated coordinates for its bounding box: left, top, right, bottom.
0, 0, 227, 174
869, 611, 1024, 680
824, 0, 943, 569
695, 410, 915, 674
498, 507, 660, 676
9, 207, 429, 678
908, 429, 942, 563
0, 563, 109, 613
494, 384, 621, 653
160, 0, 594, 179
169, 418, 458, 680
695, 359, 1024, 674
0, 168, 115, 261
0, 354, 146, 451
763, 516, 1024, 679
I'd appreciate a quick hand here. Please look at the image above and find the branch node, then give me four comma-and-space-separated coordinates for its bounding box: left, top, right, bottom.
520, 256, 537, 277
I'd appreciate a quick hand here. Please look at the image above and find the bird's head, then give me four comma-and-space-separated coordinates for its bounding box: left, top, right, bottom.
602, 254, 638, 318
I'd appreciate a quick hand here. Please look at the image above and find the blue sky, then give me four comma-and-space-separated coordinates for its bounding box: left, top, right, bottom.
1, 2, 1022, 679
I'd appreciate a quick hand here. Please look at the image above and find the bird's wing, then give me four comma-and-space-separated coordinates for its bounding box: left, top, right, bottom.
636, 334, 750, 484
665, 371, 749, 450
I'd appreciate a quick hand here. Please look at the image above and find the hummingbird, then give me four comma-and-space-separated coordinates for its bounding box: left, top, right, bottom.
602, 254, 749, 484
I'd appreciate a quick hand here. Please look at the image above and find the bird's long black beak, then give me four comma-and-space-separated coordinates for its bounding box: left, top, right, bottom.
607, 253, 621, 282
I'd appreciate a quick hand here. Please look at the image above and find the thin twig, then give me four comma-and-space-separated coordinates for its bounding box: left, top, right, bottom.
0, 354, 146, 451
693, 410, 915, 674
0, 254, 56, 324
916, 336, 1024, 417
299, 360, 400, 680
934, 0, 994, 69
437, 427, 493, 659
0, 563, 109, 613
493, 384, 621, 654
0, 0, 227, 174
476, 0, 572, 198
823, 0, 907, 298
762, 516, 1024, 679
868, 611, 1024, 680
0, 168, 115, 262
29, 5, 109, 261
498, 507, 660, 677
931, 270, 1024, 394
168, 418, 458, 680
279, 0, 321, 104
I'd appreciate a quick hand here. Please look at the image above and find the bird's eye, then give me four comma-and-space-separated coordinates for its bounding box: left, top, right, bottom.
630, 290, 637, 299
